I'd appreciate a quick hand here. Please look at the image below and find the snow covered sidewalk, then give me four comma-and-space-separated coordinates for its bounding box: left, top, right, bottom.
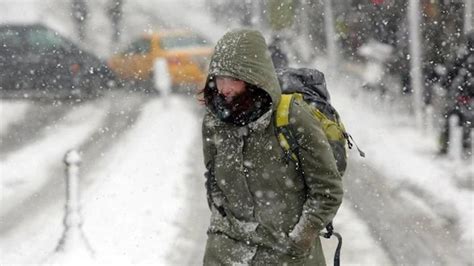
324, 60, 474, 261
79, 96, 203, 264
0, 95, 207, 265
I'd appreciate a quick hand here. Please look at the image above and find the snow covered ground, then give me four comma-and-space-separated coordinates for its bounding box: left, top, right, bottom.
1, 0, 473, 265
79, 96, 202, 265
326, 63, 474, 247
0, 95, 205, 265
0, 101, 108, 217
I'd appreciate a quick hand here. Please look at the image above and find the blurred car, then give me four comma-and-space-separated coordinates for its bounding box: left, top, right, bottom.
0, 23, 116, 99
107, 29, 213, 91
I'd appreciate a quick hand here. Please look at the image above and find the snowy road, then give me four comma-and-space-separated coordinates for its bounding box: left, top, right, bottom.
0, 100, 76, 156
0, 90, 150, 232
0, 90, 211, 264
344, 157, 471, 265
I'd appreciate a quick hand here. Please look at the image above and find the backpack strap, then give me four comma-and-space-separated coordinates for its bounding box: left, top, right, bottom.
277, 93, 334, 163
276, 93, 305, 127
276, 94, 299, 162
320, 222, 342, 266
276, 94, 292, 127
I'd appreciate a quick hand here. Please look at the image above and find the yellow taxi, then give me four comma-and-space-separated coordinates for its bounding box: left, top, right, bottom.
107, 29, 213, 90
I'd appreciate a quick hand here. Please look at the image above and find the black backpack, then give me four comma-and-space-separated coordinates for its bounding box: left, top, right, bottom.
275, 68, 364, 174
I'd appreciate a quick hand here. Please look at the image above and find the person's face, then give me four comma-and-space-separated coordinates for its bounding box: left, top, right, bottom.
216, 76, 246, 103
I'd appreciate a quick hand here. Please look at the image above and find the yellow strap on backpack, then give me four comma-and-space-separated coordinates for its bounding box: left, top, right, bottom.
279, 93, 345, 141
276, 94, 293, 127
276, 94, 298, 161
276, 93, 305, 125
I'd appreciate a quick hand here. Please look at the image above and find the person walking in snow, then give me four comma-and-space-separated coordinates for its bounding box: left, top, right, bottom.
438, 30, 474, 157
71, 0, 89, 40
201, 29, 343, 265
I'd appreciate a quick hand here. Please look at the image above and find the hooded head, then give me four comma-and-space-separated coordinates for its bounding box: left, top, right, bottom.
204, 29, 281, 125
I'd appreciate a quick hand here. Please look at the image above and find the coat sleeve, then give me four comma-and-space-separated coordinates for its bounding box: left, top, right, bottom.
202, 113, 226, 212
287, 101, 344, 247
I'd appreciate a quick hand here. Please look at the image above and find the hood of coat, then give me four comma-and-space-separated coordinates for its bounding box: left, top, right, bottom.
204, 29, 281, 116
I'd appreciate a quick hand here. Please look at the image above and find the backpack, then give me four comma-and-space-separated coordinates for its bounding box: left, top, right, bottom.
275, 68, 365, 266
275, 68, 364, 174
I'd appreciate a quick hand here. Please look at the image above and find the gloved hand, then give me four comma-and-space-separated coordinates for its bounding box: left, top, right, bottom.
288, 215, 320, 254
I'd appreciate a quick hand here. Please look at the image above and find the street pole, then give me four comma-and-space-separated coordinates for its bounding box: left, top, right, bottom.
323, 0, 338, 72
465, 0, 473, 33
408, 0, 424, 130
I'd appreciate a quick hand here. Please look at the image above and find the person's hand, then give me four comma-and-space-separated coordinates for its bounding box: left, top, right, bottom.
288, 221, 318, 254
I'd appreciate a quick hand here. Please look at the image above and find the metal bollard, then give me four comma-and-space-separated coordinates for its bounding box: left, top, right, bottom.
54, 150, 94, 258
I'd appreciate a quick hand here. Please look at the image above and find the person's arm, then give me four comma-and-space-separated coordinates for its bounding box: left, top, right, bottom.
288, 101, 344, 250
202, 113, 226, 215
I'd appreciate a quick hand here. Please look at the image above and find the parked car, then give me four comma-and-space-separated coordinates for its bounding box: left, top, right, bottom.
0, 23, 116, 99
107, 29, 213, 92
